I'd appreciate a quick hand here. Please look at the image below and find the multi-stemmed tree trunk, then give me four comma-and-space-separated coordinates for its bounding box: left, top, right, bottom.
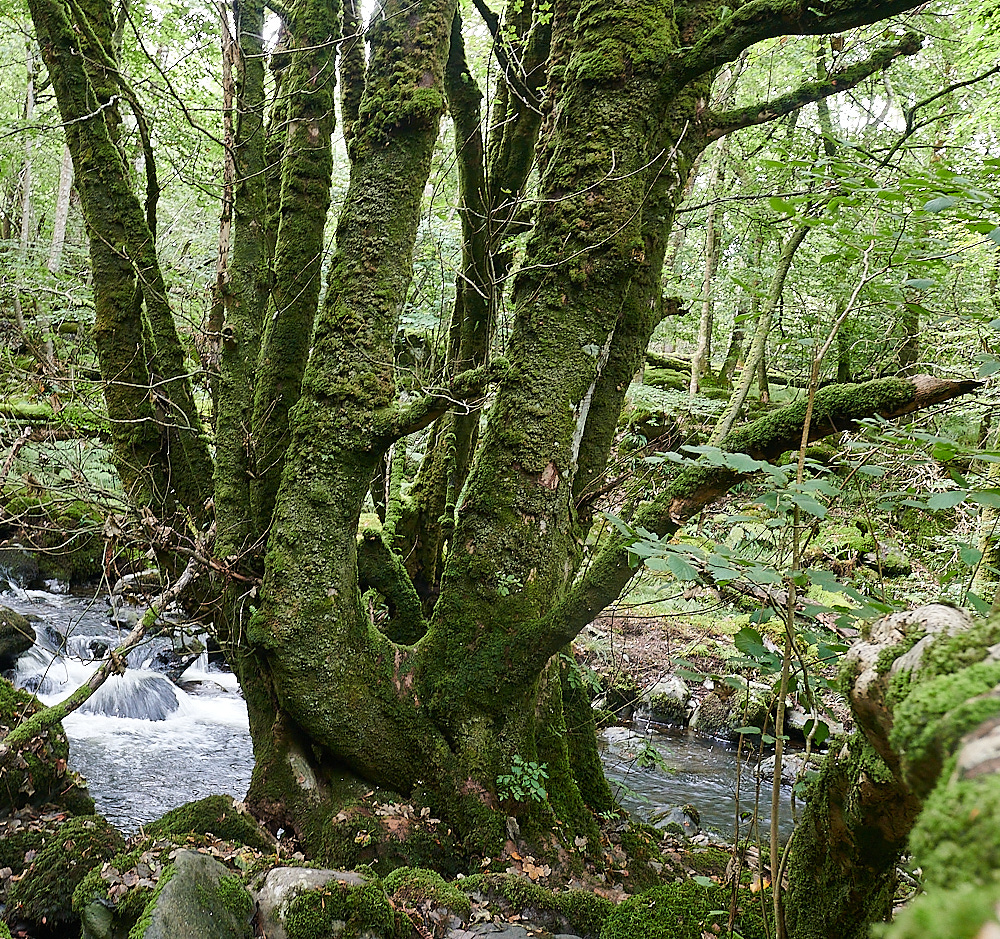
25, 0, 959, 880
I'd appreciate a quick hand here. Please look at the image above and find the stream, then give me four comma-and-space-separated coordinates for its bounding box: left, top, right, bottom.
3, 589, 796, 838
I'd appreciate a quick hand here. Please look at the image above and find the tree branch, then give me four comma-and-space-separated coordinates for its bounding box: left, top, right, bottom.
546, 374, 981, 647
673, 0, 926, 84
708, 32, 922, 141
376, 362, 502, 441
471, 0, 542, 112
357, 532, 428, 645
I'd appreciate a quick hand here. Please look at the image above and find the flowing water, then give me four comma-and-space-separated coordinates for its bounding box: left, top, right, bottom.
4, 589, 796, 838
4, 588, 253, 831
600, 726, 797, 840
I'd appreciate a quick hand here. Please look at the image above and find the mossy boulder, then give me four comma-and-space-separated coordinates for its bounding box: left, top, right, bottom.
602, 672, 640, 721
0, 546, 39, 589
0, 606, 35, 670
690, 680, 774, 739
382, 866, 470, 918
599, 880, 772, 939
75, 837, 267, 939
459, 872, 613, 938
5, 814, 124, 936
127, 849, 253, 939
0, 677, 94, 815
282, 870, 408, 939
0, 805, 79, 878
144, 795, 274, 852
639, 676, 691, 724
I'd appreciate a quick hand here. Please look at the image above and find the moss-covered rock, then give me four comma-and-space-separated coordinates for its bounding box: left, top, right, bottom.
599, 880, 772, 939
459, 871, 613, 938
0, 676, 94, 816
382, 866, 470, 917
0, 805, 76, 878
144, 795, 274, 852
5, 814, 124, 936
283, 871, 408, 939
129, 849, 253, 939
0, 606, 34, 670
690, 680, 774, 739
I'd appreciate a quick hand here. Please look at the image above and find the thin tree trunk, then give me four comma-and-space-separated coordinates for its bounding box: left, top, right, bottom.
711, 222, 811, 444
47, 145, 74, 275
689, 145, 724, 394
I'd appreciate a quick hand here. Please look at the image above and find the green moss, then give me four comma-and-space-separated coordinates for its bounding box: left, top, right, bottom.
619, 824, 672, 891
908, 756, 1000, 889
216, 872, 255, 920
382, 866, 471, 916
127, 863, 176, 939
144, 794, 273, 851
6, 814, 125, 934
876, 880, 1000, 939
284, 874, 408, 939
0, 676, 93, 815
784, 733, 909, 939
599, 880, 772, 939
459, 871, 613, 936
917, 618, 1000, 682
74, 837, 197, 925
685, 845, 732, 879
890, 660, 1000, 797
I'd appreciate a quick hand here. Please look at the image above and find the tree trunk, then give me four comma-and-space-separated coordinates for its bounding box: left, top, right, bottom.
20, 0, 943, 873
47, 145, 74, 276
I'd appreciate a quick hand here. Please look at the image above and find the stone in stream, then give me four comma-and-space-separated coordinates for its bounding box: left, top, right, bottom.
636, 675, 691, 725
0, 605, 35, 670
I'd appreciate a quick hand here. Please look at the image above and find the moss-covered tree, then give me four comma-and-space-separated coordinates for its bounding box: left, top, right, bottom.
18, 0, 975, 880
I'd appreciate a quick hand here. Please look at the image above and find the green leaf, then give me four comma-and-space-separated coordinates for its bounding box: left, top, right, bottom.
666, 553, 700, 581
734, 626, 768, 658
960, 545, 984, 566
902, 278, 935, 290
970, 490, 1000, 508
925, 490, 968, 509
922, 195, 958, 212
733, 726, 761, 735
979, 358, 1000, 378
989, 227, 1000, 245
967, 591, 992, 615
802, 719, 830, 745
790, 492, 827, 518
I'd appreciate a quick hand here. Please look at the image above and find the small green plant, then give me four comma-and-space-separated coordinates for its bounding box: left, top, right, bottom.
497, 756, 549, 803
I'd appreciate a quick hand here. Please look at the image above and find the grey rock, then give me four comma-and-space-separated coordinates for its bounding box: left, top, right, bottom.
0, 545, 39, 588
138, 849, 253, 939
254, 867, 366, 939
651, 804, 701, 837
638, 675, 691, 724
756, 751, 825, 786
